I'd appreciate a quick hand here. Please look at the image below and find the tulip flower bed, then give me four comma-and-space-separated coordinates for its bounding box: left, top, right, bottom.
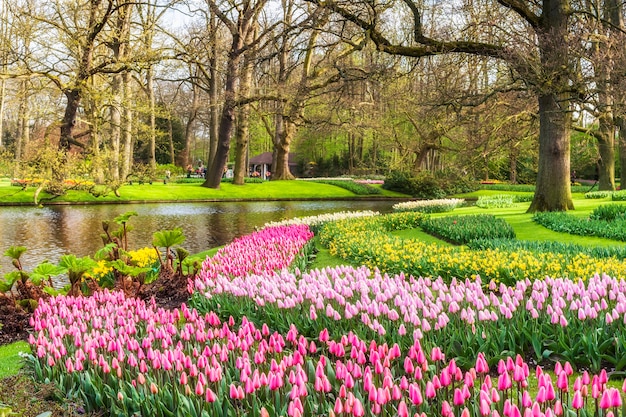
263, 210, 378, 233
319, 214, 626, 283
419, 215, 516, 245
198, 224, 315, 285
28, 289, 626, 417
22, 212, 626, 416
193, 263, 626, 372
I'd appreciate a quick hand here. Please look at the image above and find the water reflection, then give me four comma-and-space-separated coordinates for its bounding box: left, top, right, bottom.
0, 200, 395, 274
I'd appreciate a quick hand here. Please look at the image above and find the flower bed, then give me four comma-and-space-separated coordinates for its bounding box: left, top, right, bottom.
198, 224, 315, 285
23, 211, 626, 416
419, 215, 515, 245
393, 199, 464, 214
192, 264, 626, 371
533, 210, 626, 241
319, 213, 626, 283
29, 281, 626, 417
263, 210, 378, 233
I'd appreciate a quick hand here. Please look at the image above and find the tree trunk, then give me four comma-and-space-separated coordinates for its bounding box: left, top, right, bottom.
207, 12, 219, 172
183, 81, 199, 170
203, 34, 243, 189
528, 94, 574, 212
121, 71, 133, 181
233, 39, 254, 185
596, 118, 615, 191
273, 118, 296, 180
168, 117, 175, 164
110, 72, 122, 181
527, 0, 574, 212
15, 80, 29, 165
617, 117, 626, 188
147, 66, 157, 169
59, 89, 81, 151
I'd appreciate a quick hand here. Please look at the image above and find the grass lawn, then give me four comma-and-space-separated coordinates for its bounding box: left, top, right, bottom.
0, 341, 29, 379
0, 179, 409, 205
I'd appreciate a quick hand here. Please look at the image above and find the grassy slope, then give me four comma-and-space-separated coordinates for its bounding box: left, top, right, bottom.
0, 180, 409, 204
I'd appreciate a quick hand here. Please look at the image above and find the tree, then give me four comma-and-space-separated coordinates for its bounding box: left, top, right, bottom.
307, 0, 578, 211
202, 0, 272, 189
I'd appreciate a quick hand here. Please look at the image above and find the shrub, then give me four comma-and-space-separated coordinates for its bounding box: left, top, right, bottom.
419, 214, 516, 245
383, 171, 477, 199
480, 183, 591, 194
312, 179, 382, 195
220, 177, 265, 184
392, 198, 464, 213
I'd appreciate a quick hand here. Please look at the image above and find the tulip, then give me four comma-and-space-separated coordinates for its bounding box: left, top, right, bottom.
572, 390, 584, 409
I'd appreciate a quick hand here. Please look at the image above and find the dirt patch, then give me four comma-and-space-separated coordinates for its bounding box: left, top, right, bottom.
0, 294, 31, 346
0, 374, 104, 417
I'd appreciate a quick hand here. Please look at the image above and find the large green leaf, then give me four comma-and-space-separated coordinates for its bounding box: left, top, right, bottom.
30, 261, 67, 285
153, 228, 186, 248
0, 272, 21, 292
109, 260, 150, 277
3, 246, 26, 260
114, 211, 138, 225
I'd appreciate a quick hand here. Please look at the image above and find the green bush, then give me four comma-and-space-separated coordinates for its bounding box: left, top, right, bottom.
467, 238, 626, 259
383, 171, 478, 199
221, 177, 265, 184
312, 179, 382, 195
419, 214, 516, 245
533, 211, 626, 241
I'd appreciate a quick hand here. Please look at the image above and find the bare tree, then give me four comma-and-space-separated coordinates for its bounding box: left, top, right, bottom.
202, 0, 272, 189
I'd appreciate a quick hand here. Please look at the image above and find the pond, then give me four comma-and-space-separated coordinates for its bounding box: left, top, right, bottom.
1, 200, 397, 276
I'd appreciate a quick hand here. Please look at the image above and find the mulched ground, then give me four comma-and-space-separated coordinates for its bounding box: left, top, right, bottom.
0, 294, 31, 346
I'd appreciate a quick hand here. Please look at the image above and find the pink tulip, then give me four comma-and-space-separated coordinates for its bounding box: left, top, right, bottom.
352, 398, 365, 417
600, 389, 612, 409
453, 388, 465, 406
572, 390, 584, 409
334, 398, 343, 414
205, 387, 216, 403
425, 381, 436, 399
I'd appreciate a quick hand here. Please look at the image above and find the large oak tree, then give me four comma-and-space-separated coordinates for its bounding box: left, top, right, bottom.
307, 0, 577, 211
